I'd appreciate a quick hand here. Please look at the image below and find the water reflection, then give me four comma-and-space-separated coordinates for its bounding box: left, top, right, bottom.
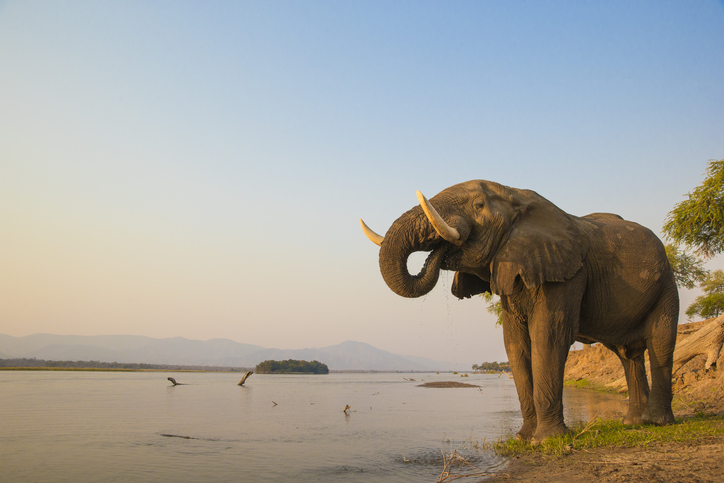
563, 386, 626, 424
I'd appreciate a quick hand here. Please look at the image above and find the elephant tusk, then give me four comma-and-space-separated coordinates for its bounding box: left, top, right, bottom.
360, 219, 384, 246
416, 191, 460, 242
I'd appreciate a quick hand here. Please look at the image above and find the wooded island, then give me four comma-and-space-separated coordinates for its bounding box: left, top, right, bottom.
255, 359, 329, 374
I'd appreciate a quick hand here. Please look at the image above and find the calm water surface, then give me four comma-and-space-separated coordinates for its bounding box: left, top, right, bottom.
0, 371, 625, 482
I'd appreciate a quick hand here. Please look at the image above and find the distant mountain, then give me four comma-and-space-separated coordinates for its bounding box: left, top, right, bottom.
0, 334, 264, 367
0, 334, 463, 371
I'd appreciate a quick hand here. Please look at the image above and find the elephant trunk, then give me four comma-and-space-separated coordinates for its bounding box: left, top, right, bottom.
378, 207, 447, 298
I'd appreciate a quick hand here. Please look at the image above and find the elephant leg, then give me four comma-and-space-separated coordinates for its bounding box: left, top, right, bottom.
604, 343, 649, 425
641, 283, 678, 426
527, 273, 585, 443
528, 323, 570, 443
501, 307, 536, 442
623, 353, 650, 424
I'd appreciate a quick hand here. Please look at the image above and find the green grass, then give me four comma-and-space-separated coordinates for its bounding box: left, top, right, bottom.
563, 377, 625, 395
493, 414, 724, 458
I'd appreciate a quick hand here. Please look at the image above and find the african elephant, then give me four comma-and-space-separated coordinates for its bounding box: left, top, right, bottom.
361, 180, 678, 442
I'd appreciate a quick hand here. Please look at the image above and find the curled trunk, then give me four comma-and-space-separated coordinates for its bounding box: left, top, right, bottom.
378, 207, 447, 298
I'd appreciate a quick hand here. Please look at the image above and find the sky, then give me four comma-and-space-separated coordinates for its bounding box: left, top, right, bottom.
1, 1, 723, 367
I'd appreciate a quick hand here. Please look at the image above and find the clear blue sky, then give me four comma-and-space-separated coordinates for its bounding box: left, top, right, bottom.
1, 1, 723, 366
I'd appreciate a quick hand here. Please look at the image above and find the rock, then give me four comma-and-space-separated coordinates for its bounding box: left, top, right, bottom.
683, 372, 698, 387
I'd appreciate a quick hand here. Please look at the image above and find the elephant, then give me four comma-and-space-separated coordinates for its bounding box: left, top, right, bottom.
361, 180, 678, 443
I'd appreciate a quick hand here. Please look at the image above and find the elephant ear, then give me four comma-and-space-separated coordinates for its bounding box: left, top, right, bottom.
490, 197, 589, 296
452, 272, 491, 299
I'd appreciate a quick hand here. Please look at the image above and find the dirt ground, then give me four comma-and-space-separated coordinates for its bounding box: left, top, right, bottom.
485, 321, 724, 482
484, 436, 724, 482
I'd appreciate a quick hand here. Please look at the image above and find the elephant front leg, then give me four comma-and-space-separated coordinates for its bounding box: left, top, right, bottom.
529, 338, 570, 443
527, 277, 586, 443
502, 313, 537, 441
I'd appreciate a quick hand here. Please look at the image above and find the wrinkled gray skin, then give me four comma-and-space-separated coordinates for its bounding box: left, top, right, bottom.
375, 180, 678, 443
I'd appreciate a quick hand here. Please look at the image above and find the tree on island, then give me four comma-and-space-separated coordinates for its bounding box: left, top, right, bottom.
255, 359, 329, 374
472, 361, 510, 373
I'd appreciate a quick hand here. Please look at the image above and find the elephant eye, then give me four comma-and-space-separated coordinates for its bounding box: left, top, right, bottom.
474, 201, 485, 211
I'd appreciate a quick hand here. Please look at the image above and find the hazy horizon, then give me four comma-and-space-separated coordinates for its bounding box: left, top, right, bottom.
0, 332, 471, 359
0, 332, 474, 371
2, 1, 723, 365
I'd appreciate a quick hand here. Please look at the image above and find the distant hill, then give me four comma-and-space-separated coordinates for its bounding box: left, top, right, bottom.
0, 334, 463, 371
0, 334, 263, 366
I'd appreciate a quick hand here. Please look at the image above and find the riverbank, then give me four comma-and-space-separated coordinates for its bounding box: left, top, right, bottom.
486, 430, 724, 482
485, 321, 724, 482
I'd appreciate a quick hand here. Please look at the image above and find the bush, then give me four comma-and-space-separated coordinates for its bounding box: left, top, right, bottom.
255, 359, 329, 374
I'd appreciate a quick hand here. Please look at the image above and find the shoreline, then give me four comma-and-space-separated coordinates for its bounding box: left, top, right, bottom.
485, 426, 724, 482
479, 412, 724, 482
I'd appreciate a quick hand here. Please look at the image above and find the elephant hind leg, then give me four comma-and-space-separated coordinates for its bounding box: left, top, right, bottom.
622, 353, 650, 425
605, 342, 649, 425
642, 337, 676, 425
642, 342, 676, 425
641, 283, 678, 426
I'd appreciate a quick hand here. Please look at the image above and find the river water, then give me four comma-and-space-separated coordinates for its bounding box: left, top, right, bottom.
0, 371, 625, 482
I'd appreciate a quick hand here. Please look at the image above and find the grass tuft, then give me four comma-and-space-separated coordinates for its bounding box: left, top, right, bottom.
493, 414, 724, 458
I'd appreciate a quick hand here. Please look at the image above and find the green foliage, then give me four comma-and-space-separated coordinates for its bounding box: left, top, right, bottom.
563, 377, 623, 395
472, 361, 510, 372
685, 269, 724, 320
664, 159, 724, 257
481, 292, 503, 326
665, 244, 708, 290
255, 359, 329, 374
494, 415, 724, 458
698, 269, 724, 297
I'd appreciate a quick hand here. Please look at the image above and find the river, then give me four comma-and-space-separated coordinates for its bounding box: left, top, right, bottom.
0, 371, 625, 482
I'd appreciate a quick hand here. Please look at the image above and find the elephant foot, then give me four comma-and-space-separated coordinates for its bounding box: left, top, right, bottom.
531, 424, 569, 444
622, 408, 645, 426
515, 421, 537, 442
622, 414, 644, 425
641, 407, 675, 426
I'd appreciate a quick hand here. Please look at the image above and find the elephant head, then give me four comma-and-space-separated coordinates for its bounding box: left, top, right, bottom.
361, 180, 590, 298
